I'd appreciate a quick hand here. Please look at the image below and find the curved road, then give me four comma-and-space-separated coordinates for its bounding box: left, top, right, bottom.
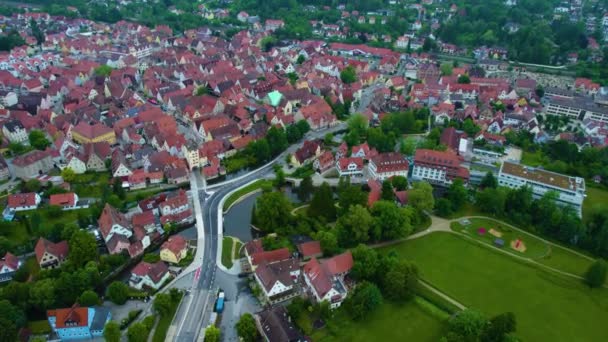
172, 124, 346, 341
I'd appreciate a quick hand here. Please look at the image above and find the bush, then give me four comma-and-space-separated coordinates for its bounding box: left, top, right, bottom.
120, 310, 142, 330
107, 281, 129, 305
584, 259, 607, 288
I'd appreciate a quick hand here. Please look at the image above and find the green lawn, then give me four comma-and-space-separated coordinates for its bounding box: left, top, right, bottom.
221, 237, 234, 269
383, 233, 608, 342
223, 179, 273, 211
441, 202, 484, 219
312, 299, 446, 342
233, 240, 243, 260
520, 149, 546, 167
71, 172, 111, 198
583, 186, 608, 221
0, 219, 30, 246
28, 320, 51, 334
152, 293, 183, 342
451, 218, 550, 259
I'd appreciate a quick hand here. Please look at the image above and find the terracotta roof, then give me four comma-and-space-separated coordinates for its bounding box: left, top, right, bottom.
324, 251, 353, 275
303, 257, 332, 297
34, 238, 69, 264
370, 152, 409, 173
7, 192, 37, 208
72, 121, 113, 139
49, 193, 76, 207
254, 259, 298, 292
337, 157, 363, 171
132, 210, 156, 227
131, 261, 169, 283
47, 306, 88, 328
297, 241, 322, 258
0, 252, 19, 271
12, 150, 50, 167
251, 248, 290, 266
98, 203, 130, 240
161, 235, 187, 256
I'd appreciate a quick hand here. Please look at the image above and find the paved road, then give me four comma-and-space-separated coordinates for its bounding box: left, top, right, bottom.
170, 124, 348, 341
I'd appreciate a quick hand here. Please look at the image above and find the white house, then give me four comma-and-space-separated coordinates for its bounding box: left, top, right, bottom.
336, 157, 364, 177
254, 259, 300, 304
303, 252, 353, 309
7, 193, 41, 211
129, 261, 172, 290
2, 120, 28, 143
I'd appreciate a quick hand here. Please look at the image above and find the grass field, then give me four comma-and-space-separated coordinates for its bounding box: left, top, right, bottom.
583, 186, 608, 221
520, 149, 545, 167
233, 240, 243, 260
27, 320, 51, 334
312, 299, 446, 342
223, 179, 273, 211
152, 293, 183, 342
221, 237, 235, 269
383, 233, 608, 342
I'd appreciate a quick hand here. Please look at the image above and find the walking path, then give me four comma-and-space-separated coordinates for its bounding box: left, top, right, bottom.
419, 280, 466, 311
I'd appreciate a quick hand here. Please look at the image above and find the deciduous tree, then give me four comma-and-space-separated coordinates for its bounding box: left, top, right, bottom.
308, 182, 336, 221
254, 192, 293, 232
236, 313, 259, 342
337, 205, 372, 247
107, 281, 129, 305
79, 290, 100, 306
69, 230, 99, 267
103, 321, 121, 342
345, 281, 383, 320
584, 259, 607, 288
408, 181, 434, 212
371, 201, 412, 241
204, 326, 221, 342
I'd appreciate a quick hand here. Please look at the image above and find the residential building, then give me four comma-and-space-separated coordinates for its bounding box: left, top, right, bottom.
35, 238, 69, 269
2, 119, 28, 143
12, 150, 53, 179
291, 140, 321, 167
49, 192, 80, 210
303, 251, 353, 309
297, 240, 322, 260
7, 192, 41, 211
84, 142, 111, 171
71, 122, 117, 144
160, 235, 188, 264
498, 162, 586, 217
313, 150, 335, 173
255, 306, 304, 342
129, 261, 171, 290
98, 203, 132, 243
412, 149, 469, 186
254, 259, 300, 304
244, 239, 291, 271
47, 306, 111, 340
0, 252, 20, 282
368, 152, 409, 180
336, 157, 364, 177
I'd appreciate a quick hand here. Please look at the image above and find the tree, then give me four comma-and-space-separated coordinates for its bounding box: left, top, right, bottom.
28, 130, 50, 150
127, 322, 148, 342
247, 139, 271, 164
535, 85, 545, 98
401, 137, 417, 155
297, 54, 306, 64
345, 281, 383, 320
382, 260, 419, 302
447, 178, 467, 212
8, 142, 28, 155
435, 198, 453, 217
61, 168, 76, 182
350, 244, 379, 282
480, 312, 517, 342
107, 281, 129, 305
273, 164, 285, 188
316, 229, 339, 256
308, 182, 336, 221
457, 74, 471, 84
584, 259, 607, 288
337, 205, 373, 247
0, 317, 17, 342
391, 176, 408, 191
347, 113, 369, 137
371, 201, 412, 241
337, 181, 367, 214
440, 62, 453, 76
204, 326, 221, 342
297, 175, 314, 202
253, 192, 293, 232
340, 65, 357, 84
236, 313, 259, 342
462, 118, 481, 136
69, 230, 98, 267
23, 178, 42, 192
29, 278, 56, 311
476, 188, 507, 216
94, 65, 113, 77
29, 18, 45, 45
79, 290, 99, 306
153, 293, 172, 316
112, 177, 126, 200
266, 126, 288, 156
408, 181, 435, 212
446, 309, 488, 342
0, 300, 26, 329
195, 86, 209, 96
103, 321, 121, 342
381, 180, 394, 201
480, 171, 498, 189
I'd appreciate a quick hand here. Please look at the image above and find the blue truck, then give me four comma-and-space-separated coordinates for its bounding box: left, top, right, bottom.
215, 291, 225, 313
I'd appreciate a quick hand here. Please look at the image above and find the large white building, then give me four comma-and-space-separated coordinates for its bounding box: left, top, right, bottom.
545, 96, 608, 123
411, 149, 469, 186
498, 162, 586, 217
368, 152, 409, 180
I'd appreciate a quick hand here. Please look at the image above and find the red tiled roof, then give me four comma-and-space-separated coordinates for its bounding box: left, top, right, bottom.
323, 251, 353, 275
370, 152, 409, 173
12, 150, 50, 167
0, 252, 19, 271
98, 203, 130, 240
297, 240, 322, 258
72, 121, 113, 139
251, 248, 290, 266
131, 261, 169, 283
49, 193, 76, 207
7, 192, 37, 208
337, 157, 363, 171
132, 210, 155, 227
161, 235, 187, 256
34, 238, 69, 264
47, 306, 88, 328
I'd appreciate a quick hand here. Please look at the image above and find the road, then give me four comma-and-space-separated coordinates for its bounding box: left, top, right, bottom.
171, 124, 346, 341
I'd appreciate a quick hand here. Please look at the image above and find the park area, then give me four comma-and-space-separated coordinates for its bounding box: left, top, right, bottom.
451, 217, 596, 277
382, 233, 608, 342
221, 236, 242, 269
310, 299, 446, 342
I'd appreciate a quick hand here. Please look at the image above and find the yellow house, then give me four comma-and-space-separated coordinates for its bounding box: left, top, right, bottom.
72, 122, 116, 145
160, 236, 188, 264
